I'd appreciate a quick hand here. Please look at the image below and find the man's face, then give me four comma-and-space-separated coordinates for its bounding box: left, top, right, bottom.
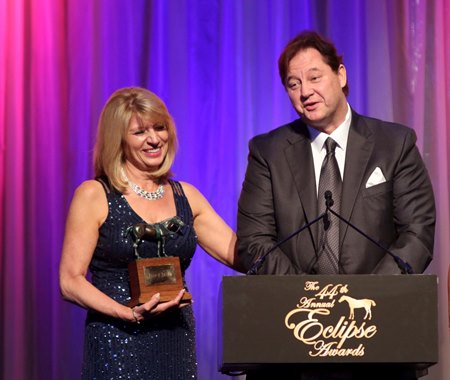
285, 47, 348, 133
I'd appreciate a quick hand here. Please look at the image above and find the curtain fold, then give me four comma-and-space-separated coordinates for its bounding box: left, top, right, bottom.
1, 1, 449, 379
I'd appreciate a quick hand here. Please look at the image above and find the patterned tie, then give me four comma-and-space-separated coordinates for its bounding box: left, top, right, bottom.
317, 137, 342, 273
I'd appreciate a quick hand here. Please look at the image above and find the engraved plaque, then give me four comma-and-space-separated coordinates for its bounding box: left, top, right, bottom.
128, 256, 192, 307
144, 264, 177, 285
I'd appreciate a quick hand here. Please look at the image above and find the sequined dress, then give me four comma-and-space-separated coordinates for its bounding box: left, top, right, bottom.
82, 178, 198, 379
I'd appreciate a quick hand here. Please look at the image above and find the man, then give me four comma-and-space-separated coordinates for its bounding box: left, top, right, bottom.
237, 31, 435, 379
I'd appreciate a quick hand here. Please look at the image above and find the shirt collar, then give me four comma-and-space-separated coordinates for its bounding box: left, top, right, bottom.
308, 103, 352, 152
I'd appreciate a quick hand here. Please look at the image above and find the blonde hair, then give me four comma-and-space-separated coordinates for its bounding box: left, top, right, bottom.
93, 87, 178, 192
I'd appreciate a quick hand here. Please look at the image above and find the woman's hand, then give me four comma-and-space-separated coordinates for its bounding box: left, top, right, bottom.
130, 289, 189, 323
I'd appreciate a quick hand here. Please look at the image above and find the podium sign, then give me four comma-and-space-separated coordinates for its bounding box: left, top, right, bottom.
219, 275, 438, 372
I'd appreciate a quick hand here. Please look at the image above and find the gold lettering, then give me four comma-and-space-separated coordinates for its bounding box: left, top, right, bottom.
309, 341, 365, 357
316, 284, 342, 300
304, 281, 319, 291
322, 317, 348, 339
297, 297, 336, 309
287, 282, 378, 357
285, 308, 329, 344
285, 310, 377, 348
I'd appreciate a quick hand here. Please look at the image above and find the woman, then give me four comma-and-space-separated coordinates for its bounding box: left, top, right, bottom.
59, 87, 238, 379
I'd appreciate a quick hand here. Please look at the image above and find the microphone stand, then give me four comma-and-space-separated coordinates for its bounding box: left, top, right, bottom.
325, 192, 414, 274
246, 213, 326, 275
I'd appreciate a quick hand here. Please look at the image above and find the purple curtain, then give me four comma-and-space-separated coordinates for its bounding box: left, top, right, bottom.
1, 1, 449, 379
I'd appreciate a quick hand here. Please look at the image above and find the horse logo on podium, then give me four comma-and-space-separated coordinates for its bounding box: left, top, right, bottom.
338, 295, 376, 320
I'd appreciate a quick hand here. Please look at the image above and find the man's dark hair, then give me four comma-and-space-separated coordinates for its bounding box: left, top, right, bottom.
278, 30, 349, 96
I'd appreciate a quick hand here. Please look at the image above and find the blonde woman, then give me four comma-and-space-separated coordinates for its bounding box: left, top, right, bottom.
59, 87, 238, 379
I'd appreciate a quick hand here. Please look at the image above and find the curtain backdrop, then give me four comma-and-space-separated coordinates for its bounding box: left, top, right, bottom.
1, 1, 449, 379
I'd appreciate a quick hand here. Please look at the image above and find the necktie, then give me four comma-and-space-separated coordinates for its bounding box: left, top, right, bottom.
317, 137, 342, 273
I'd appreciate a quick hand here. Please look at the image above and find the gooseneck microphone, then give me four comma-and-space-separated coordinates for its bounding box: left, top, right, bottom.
324, 191, 414, 274
322, 190, 333, 231
247, 191, 414, 275
324, 190, 334, 207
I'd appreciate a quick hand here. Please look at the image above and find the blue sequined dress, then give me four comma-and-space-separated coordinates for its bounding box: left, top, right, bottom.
81, 178, 198, 379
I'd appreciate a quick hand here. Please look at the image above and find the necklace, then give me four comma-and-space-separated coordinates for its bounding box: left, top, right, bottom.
122, 170, 165, 201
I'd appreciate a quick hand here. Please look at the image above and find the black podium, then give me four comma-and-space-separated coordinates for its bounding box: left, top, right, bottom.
218, 275, 438, 373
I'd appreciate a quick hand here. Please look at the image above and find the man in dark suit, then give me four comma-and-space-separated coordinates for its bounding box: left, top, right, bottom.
237, 31, 435, 379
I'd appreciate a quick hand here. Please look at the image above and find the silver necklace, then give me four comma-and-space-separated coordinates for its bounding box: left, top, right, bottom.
122, 170, 165, 201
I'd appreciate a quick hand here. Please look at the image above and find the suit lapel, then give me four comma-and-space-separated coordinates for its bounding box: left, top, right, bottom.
284, 122, 319, 244
340, 112, 374, 245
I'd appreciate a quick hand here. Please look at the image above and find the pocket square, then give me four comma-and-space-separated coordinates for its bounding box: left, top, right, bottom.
366, 167, 386, 188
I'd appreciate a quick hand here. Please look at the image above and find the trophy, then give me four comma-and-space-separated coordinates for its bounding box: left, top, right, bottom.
126, 217, 192, 307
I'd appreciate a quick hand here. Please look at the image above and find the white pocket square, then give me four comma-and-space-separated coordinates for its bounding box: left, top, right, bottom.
366, 167, 386, 188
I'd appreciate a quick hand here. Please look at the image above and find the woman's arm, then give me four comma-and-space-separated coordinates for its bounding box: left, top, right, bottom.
59, 180, 137, 320
181, 182, 242, 271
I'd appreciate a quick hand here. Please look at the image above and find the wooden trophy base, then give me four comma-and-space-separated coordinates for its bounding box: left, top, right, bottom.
128, 256, 192, 307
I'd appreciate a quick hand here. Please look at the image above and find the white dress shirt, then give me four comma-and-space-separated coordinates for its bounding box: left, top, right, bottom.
307, 104, 352, 195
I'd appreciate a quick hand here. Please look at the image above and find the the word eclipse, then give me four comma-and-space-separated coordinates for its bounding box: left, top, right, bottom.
284, 282, 378, 357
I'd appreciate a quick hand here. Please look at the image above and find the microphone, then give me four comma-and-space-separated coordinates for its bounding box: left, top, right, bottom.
323, 190, 333, 230
325, 190, 334, 207
324, 191, 414, 274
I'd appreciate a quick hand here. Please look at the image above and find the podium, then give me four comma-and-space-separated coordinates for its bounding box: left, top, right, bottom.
218, 275, 438, 373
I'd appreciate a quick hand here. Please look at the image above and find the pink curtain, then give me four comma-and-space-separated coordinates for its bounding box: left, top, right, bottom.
1, 1, 449, 379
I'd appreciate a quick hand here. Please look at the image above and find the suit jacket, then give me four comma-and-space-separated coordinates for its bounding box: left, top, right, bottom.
237, 110, 435, 275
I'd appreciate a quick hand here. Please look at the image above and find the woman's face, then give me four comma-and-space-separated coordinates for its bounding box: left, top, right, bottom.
123, 115, 170, 172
